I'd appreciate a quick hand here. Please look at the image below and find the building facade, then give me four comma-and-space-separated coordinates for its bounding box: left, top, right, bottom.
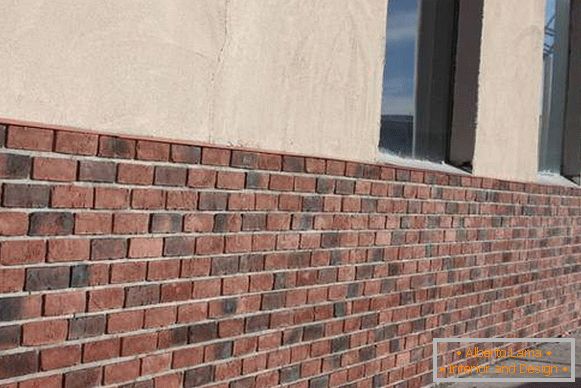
0, 1, 579, 387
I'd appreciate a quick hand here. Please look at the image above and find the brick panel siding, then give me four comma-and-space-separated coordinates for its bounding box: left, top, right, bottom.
0, 123, 579, 387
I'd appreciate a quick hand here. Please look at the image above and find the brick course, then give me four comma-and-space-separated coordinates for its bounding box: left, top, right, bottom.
0, 123, 579, 387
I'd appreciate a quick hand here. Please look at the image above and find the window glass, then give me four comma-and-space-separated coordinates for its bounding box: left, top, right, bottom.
379, 0, 458, 162
539, 0, 570, 173
379, 0, 419, 156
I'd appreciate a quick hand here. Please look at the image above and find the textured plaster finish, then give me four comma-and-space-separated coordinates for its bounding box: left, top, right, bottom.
0, 0, 386, 162
473, 0, 545, 182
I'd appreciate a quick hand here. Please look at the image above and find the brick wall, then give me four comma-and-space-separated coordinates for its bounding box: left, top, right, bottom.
0, 123, 579, 388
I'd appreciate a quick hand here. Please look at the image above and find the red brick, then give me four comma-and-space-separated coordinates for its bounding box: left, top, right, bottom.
19, 374, 62, 388
161, 282, 193, 302
83, 338, 120, 362
110, 261, 146, 283
0, 153, 31, 178
217, 171, 246, 189
23, 319, 68, 345
132, 188, 165, 209
167, 190, 198, 210
141, 353, 172, 375
32, 157, 77, 181
181, 257, 211, 277
104, 360, 140, 384
202, 148, 231, 166
147, 260, 180, 280
117, 163, 154, 185
225, 235, 252, 253
98, 136, 136, 159
75, 212, 112, 234
270, 174, 294, 191
121, 332, 157, 356
0, 212, 28, 236
44, 291, 86, 315
257, 153, 282, 170
55, 131, 98, 155
29, 212, 74, 236
113, 213, 149, 234
228, 193, 255, 210
144, 306, 176, 328
51, 185, 94, 208
305, 158, 326, 173
171, 144, 201, 164
40, 344, 81, 370
128, 237, 163, 258
184, 214, 214, 232
107, 310, 144, 333
0, 268, 24, 292
7, 126, 53, 151
224, 275, 250, 295
47, 239, 90, 262
196, 236, 224, 255
155, 373, 183, 388
88, 288, 124, 312
136, 140, 170, 161
0, 240, 46, 265
187, 167, 216, 188
78, 160, 116, 182
94, 187, 129, 209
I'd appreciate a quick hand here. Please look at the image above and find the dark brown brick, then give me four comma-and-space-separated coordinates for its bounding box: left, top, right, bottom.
231, 150, 258, 169
164, 236, 196, 257
184, 365, 214, 387
282, 156, 305, 172
0, 153, 31, 178
154, 166, 187, 186
0, 351, 38, 379
0, 296, 41, 321
69, 316, 106, 340
99, 136, 136, 159
29, 212, 74, 236
25, 266, 70, 291
280, 364, 300, 383
125, 285, 160, 307
171, 144, 201, 164
91, 238, 127, 260
3, 183, 50, 208
151, 213, 183, 233
79, 160, 116, 182
64, 367, 102, 388
188, 322, 218, 343
0, 325, 20, 350
198, 192, 228, 210
245, 314, 270, 333
71, 264, 90, 287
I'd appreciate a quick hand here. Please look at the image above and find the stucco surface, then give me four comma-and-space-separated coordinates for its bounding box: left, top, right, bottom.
0, 0, 386, 162
472, 0, 545, 182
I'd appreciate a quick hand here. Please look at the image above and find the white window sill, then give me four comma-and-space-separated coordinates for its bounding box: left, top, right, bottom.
538, 172, 580, 188
376, 149, 470, 176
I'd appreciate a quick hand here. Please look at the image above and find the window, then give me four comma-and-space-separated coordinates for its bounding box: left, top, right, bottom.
379, 0, 459, 162
538, 0, 571, 174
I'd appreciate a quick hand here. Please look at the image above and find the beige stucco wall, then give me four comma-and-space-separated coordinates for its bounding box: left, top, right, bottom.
472, 0, 545, 182
0, 0, 386, 162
